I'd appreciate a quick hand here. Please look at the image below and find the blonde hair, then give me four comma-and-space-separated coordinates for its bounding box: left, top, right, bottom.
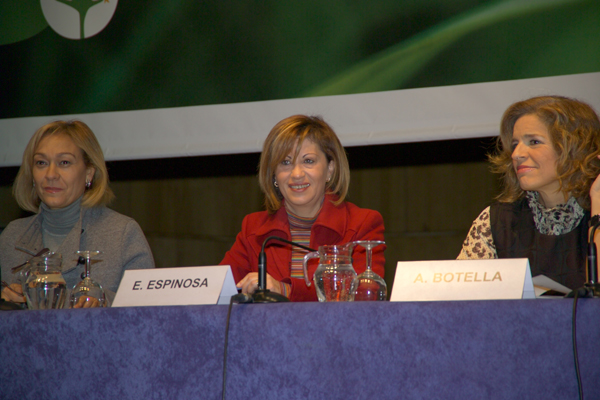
258, 115, 350, 214
13, 120, 115, 212
490, 95, 600, 210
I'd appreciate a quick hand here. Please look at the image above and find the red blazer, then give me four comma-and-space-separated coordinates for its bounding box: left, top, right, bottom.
220, 195, 386, 301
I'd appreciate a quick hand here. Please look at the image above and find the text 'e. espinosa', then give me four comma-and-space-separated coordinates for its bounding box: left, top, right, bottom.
132, 278, 209, 290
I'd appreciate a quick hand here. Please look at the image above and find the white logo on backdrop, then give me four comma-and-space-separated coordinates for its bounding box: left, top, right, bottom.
41, 0, 118, 40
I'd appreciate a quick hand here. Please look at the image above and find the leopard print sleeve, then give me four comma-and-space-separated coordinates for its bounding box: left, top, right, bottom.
457, 206, 497, 259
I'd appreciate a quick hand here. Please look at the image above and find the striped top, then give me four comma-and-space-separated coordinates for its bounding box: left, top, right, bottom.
279, 209, 317, 297
288, 210, 317, 278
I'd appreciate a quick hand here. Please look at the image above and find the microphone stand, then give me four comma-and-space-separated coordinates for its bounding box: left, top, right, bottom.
583, 222, 600, 297
566, 218, 600, 400
567, 221, 600, 298
235, 236, 316, 303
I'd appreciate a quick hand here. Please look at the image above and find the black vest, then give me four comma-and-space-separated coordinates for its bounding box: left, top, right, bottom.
490, 198, 589, 290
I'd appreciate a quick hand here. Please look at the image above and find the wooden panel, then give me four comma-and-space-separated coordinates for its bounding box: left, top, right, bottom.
0, 161, 500, 294
0, 186, 23, 228
347, 162, 499, 290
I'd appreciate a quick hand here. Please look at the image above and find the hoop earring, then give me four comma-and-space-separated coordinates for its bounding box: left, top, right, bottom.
273, 180, 279, 188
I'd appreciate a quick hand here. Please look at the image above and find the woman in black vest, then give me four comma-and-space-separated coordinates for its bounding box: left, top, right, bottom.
458, 95, 600, 290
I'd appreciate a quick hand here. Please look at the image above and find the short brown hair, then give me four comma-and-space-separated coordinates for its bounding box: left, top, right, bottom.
258, 115, 350, 213
13, 120, 115, 212
490, 95, 600, 210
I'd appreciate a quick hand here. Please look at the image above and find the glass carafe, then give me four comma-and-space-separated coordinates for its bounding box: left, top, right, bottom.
303, 244, 357, 302
23, 252, 67, 310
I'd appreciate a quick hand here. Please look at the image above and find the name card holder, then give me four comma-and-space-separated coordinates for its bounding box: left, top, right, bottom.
112, 265, 238, 307
390, 258, 535, 302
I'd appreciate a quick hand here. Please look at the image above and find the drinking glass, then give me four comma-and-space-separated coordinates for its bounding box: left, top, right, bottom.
70, 251, 107, 308
353, 241, 387, 301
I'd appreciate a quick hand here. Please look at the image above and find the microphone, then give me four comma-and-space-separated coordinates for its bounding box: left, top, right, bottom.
236, 236, 316, 303
584, 220, 600, 297
568, 218, 600, 298
587, 223, 598, 286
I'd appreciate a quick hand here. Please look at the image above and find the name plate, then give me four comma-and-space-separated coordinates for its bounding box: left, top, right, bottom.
112, 265, 238, 307
390, 258, 535, 301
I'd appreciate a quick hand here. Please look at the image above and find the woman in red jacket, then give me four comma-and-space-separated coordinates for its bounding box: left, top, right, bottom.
221, 115, 385, 301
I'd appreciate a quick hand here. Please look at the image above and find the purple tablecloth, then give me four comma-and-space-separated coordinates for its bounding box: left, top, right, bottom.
1, 299, 599, 399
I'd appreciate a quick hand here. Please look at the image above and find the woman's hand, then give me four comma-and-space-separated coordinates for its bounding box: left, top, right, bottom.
237, 272, 283, 295
1, 283, 25, 303
72, 296, 101, 308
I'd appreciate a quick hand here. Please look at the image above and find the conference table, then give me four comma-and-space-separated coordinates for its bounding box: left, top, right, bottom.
1, 299, 599, 399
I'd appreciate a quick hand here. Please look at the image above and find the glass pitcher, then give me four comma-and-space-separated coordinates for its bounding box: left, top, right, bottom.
303, 244, 357, 302
23, 252, 67, 310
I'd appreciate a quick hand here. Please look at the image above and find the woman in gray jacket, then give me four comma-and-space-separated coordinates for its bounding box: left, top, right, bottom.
0, 120, 155, 307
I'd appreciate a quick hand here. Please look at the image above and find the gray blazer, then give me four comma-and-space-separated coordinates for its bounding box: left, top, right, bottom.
0, 206, 155, 302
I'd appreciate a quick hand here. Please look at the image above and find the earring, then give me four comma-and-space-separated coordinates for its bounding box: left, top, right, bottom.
273, 180, 279, 188
85, 180, 91, 188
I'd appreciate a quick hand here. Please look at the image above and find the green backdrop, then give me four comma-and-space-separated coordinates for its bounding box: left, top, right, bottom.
0, 0, 598, 119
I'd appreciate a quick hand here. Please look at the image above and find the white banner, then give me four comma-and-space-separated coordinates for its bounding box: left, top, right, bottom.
1, 72, 599, 167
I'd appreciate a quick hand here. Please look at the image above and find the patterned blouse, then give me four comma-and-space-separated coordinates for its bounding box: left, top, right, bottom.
457, 191, 585, 259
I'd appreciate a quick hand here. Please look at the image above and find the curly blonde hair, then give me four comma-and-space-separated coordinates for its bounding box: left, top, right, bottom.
490, 95, 600, 210
258, 115, 350, 214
